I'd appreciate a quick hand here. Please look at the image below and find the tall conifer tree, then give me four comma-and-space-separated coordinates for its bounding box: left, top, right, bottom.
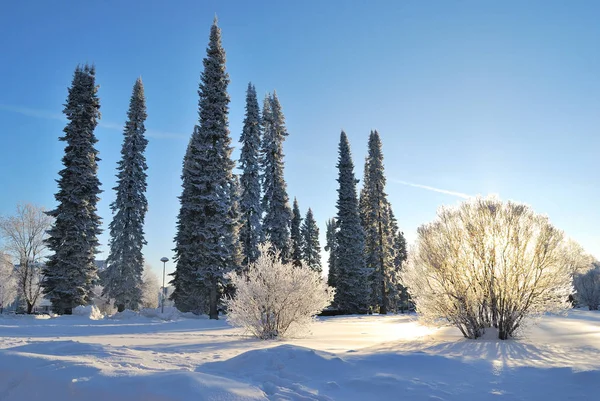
43, 65, 102, 314
171, 18, 240, 319
325, 218, 337, 288
261, 92, 292, 260
360, 130, 396, 314
291, 198, 303, 267
103, 78, 148, 312
334, 131, 368, 313
301, 208, 321, 272
239, 83, 262, 268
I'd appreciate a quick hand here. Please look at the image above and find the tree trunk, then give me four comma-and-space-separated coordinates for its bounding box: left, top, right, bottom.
117, 304, 125, 313
209, 282, 219, 320
27, 301, 34, 314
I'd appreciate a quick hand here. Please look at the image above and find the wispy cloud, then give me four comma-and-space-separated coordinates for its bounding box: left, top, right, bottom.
0, 103, 187, 140
390, 178, 471, 199
0, 104, 64, 121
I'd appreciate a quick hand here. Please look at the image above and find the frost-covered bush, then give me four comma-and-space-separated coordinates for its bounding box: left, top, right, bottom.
574, 267, 600, 310
73, 305, 104, 320
402, 196, 574, 340
91, 285, 117, 316
225, 243, 334, 339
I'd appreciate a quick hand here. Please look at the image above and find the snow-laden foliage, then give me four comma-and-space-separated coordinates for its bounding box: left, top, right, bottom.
171, 19, 241, 319
290, 198, 304, 267
91, 286, 117, 316
261, 92, 292, 262
0, 252, 17, 313
402, 196, 574, 340
0, 203, 52, 314
334, 131, 368, 313
225, 243, 334, 339
238, 83, 263, 268
43, 65, 102, 315
141, 265, 160, 309
73, 305, 104, 320
103, 78, 148, 312
360, 130, 399, 314
574, 266, 600, 310
324, 218, 337, 288
301, 208, 321, 273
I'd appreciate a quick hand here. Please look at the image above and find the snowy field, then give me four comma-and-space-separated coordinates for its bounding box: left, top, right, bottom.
0, 311, 599, 401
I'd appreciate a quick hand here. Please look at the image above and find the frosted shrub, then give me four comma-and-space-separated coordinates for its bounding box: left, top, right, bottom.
574, 266, 600, 310
402, 196, 574, 340
73, 305, 104, 320
225, 243, 334, 339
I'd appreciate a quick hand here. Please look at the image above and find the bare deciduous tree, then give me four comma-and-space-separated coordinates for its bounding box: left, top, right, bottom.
402, 196, 574, 340
0, 252, 18, 313
0, 203, 53, 314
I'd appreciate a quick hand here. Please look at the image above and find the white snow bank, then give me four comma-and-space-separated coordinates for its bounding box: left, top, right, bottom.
0, 312, 599, 400
0, 345, 267, 401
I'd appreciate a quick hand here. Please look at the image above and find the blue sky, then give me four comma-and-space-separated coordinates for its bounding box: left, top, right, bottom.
0, 1, 598, 278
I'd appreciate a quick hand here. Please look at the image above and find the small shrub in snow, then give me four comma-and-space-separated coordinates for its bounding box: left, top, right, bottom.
574, 267, 600, 310
73, 305, 104, 320
224, 243, 334, 339
402, 196, 574, 340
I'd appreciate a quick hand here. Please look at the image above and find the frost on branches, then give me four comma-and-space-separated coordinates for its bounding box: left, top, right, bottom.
574, 265, 600, 310
224, 243, 334, 339
402, 196, 574, 340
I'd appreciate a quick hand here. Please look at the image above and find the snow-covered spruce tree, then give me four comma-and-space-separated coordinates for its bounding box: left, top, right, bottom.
170, 127, 206, 314
171, 18, 241, 319
334, 131, 369, 313
360, 130, 395, 314
301, 208, 321, 273
224, 243, 334, 339
401, 196, 574, 340
383, 204, 409, 313
43, 65, 102, 315
238, 82, 263, 269
103, 78, 148, 312
291, 198, 304, 267
261, 92, 292, 261
324, 218, 337, 288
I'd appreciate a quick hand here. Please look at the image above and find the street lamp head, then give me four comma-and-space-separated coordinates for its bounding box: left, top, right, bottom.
160, 257, 169, 263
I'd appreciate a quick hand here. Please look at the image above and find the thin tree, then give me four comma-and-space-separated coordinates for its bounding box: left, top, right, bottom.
334, 131, 369, 313
301, 208, 321, 272
261, 92, 292, 261
238, 82, 263, 268
43, 65, 102, 315
324, 218, 337, 288
171, 18, 241, 319
0, 252, 18, 313
103, 78, 149, 312
291, 198, 304, 267
0, 203, 53, 314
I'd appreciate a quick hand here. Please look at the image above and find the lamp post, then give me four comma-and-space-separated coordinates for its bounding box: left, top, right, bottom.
160, 257, 169, 313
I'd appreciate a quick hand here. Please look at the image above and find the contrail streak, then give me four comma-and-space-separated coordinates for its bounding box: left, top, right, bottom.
390, 178, 471, 199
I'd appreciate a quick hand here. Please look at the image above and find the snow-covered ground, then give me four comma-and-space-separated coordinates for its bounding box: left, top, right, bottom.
1, 310, 599, 400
